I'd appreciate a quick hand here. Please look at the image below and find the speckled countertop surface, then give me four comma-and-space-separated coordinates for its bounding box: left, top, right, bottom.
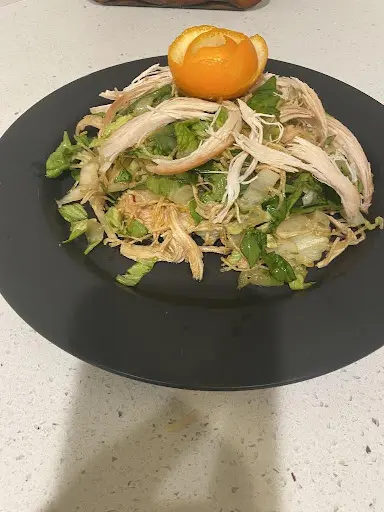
1, 1, 384, 511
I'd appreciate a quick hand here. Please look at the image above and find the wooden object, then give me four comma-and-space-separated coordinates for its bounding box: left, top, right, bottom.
94, 0, 262, 10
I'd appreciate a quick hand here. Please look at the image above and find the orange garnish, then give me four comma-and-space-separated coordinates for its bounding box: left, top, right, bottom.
168, 26, 268, 100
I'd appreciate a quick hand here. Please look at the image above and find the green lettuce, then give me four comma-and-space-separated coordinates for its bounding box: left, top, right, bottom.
46, 132, 80, 178
144, 124, 177, 156
116, 259, 156, 287
240, 227, 296, 284
200, 174, 227, 203
263, 172, 339, 231
61, 216, 103, 254
103, 115, 132, 138
215, 107, 228, 129
105, 206, 147, 238
84, 219, 104, 255
238, 268, 283, 289
146, 175, 181, 198
126, 84, 172, 116
58, 203, 88, 223
174, 121, 199, 158
63, 219, 88, 244
247, 76, 280, 116
114, 169, 132, 183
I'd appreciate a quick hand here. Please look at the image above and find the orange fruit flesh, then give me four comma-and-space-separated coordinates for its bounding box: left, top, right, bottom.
168, 26, 268, 100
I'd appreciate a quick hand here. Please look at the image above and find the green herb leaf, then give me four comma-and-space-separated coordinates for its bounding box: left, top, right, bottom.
262, 252, 296, 283
247, 76, 280, 116
46, 132, 77, 178
58, 203, 88, 223
262, 196, 288, 232
116, 259, 156, 287
114, 169, 132, 183
63, 219, 88, 244
189, 199, 203, 225
240, 228, 267, 268
288, 174, 342, 215
263, 173, 327, 232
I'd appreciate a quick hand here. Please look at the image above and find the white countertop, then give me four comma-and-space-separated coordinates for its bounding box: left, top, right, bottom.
1, 1, 383, 511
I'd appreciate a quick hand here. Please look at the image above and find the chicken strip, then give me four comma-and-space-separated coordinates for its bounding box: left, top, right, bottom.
288, 137, 362, 223
148, 103, 242, 175
327, 115, 373, 212
277, 77, 328, 142
98, 97, 220, 172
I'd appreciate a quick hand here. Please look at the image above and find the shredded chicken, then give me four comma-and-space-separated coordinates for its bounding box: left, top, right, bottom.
75, 115, 104, 136
327, 115, 373, 211
288, 137, 362, 223
279, 105, 313, 124
148, 102, 242, 175
316, 228, 365, 268
98, 98, 221, 172
117, 190, 203, 279
90, 104, 111, 115
278, 77, 328, 143
99, 65, 172, 100
235, 133, 313, 173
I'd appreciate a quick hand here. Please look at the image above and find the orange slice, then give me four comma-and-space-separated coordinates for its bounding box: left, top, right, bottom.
168, 26, 268, 100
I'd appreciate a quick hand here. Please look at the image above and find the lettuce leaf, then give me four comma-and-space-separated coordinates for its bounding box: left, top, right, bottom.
125, 219, 148, 238
105, 206, 147, 238
201, 174, 227, 203
240, 227, 296, 284
46, 132, 78, 178
103, 115, 132, 138
84, 219, 104, 255
215, 107, 228, 129
116, 259, 156, 287
289, 274, 313, 290
238, 268, 283, 289
144, 124, 177, 156
126, 84, 172, 116
114, 169, 132, 183
61, 216, 103, 253
247, 76, 280, 116
58, 203, 88, 223
263, 173, 336, 231
63, 219, 88, 244
174, 121, 199, 158
146, 175, 181, 198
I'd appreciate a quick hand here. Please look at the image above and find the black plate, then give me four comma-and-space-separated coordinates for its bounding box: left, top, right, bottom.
0, 56, 383, 390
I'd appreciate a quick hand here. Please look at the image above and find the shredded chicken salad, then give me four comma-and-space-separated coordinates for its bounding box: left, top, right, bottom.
46, 64, 382, 289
